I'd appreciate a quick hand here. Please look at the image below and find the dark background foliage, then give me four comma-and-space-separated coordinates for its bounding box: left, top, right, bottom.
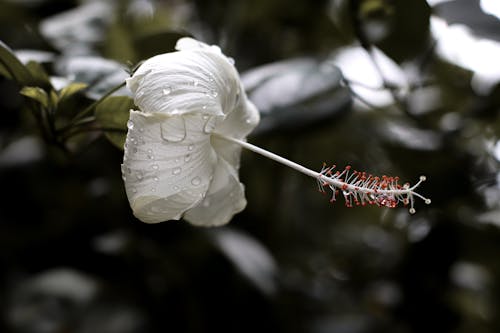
1, 0, 500, 332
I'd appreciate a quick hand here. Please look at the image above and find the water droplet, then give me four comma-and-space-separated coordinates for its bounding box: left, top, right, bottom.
160, 117, 186, 142
184, 154, 191, 162
191, 177, 201, 186
127, 120, 134, 130
202, 105, 207, 110
172, 167, 181, 175
245, 117, 253, 125
136, 171, 143, 180
151, 187, 156, 192
139, 127, 144, 133
162, 86, 172, 95
153, 176, 159, 182
136, 91, 144, 99
175, 157, 180, 163
210, 90, 218, 98
188, 144, 194, 151
192, 79, 199, 86
132, 188, 137, 194
173, 185, 180, 191
151, 164, 159, 170
203, 116, 217, 134
227, 57, 235, 65
147, 149, 154, 160
129, 137, 136, 145
202, 115, 209, 120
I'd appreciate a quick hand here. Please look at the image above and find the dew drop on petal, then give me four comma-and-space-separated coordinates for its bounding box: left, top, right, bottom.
151, 164, 159, 170
202, 105, 207, 110
192, 79, 199, 86
151, 187, 156, 192
127, 120, 134, 130
191, 177, 201, 186
160, 117, 186, 143
162, 86, 172, 95
136, 171, 143, 180
184, 154, 191, 162
172, 167, 182, 175
173, 185, 180, 191
227, 57, 235, 65
188, 144, 194, 151
132, 187, 137, 194
153, 176, 159, 182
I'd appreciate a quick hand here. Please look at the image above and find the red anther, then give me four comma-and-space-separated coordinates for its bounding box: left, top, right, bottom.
345, 165, 351, 170
341, 184, 348, 190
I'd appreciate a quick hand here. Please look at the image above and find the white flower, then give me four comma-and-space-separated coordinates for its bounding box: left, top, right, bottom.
122, 38, 260, 226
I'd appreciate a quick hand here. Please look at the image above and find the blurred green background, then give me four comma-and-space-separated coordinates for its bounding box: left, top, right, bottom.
1, 0, 500, 332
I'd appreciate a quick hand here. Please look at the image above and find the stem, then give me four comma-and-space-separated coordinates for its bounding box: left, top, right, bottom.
216, 134, 319, 179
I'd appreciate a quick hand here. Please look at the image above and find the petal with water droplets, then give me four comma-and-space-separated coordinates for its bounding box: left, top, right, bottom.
184, 157, 246, 226
122, 110, 217, 223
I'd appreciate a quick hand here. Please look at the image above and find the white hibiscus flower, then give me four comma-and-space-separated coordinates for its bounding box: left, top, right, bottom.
122, 38, 259, 226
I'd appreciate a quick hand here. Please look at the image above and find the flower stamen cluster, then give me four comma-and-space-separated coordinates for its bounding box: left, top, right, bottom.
317, 163, 431, 213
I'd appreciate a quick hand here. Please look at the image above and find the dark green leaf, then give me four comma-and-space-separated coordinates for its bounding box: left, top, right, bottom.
0, 40, 33, 84
25, 61, 52, 88
95, 96, 134, 149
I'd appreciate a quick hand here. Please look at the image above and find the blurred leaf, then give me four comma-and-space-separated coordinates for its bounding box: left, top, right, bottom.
59, 82, 88, 101
209, 228, 277, 295
0, 40, 33, 84
132, 30, 189, 61
15, 50, 55, 64
104, 20, 136, 63
20, 86, 48, 108
434, 0, 500, 42
39, 2, 113, 53
241, 57, 351, 135
55, 56, 129, 99
95, 96, 133, 149
25, 61, 51, 88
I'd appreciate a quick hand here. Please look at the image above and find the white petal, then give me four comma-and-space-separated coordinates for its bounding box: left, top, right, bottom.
183, 157, 246, 226
122, 110, 217, 223
128, 48, 240, 117
175, 37, 211, 52
214, 91, 260, 140
211, 90, 260, 169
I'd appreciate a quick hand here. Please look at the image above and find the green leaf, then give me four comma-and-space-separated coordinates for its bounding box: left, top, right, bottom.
59, 82, 88, 100
0, 40, 33, 84
25, 61, 52, 88
20, 86, 49, 108
95, 96, 134, 149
